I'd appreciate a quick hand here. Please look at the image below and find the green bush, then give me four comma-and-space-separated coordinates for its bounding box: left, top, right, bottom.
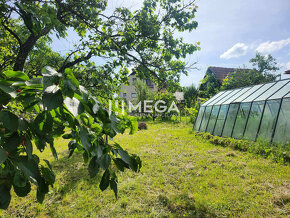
193, 131, 290, 164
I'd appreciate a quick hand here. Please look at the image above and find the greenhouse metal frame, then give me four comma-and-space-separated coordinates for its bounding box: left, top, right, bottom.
194, 78, 290, 144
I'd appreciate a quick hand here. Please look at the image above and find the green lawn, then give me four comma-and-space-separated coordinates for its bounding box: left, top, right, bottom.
1, 121, 289, 217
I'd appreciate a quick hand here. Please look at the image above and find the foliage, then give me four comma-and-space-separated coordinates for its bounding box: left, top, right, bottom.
185, 96, 207, 124
193, 132, 290, 164
133, 79, 154, 114
153, 91, 178, 120
250, 52, 280, 74
0, 67, 141, 209
183, 84, 197, 108
0, 0, 200, 92
221, 53, 279, 90
185, 107, 198, 123
198, 69, 221, 98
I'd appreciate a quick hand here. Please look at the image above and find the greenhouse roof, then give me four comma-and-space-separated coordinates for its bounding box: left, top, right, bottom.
201, 78, 290, 106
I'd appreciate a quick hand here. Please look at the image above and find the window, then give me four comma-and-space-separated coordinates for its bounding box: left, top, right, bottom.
244, 101, 264, 140
123, 93, 127, 97
199, 106, 212, 132
194, 106, 205, 131
131, 93, 137, 98
207, 105, 220, 134
214, 105, 229, 136
222, 103, 239, 137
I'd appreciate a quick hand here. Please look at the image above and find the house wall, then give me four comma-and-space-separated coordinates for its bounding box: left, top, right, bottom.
119, 74, 158, 102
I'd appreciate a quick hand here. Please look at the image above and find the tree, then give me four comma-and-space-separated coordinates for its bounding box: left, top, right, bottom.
134, 79, 154, 115
222, 53, 279, 90
183, 84, 197, 108
0, 0, 200, 89
0, 0, 200, 209
198, 69, 220, 98
0, 67, 141, 209
250, 52, 280, 74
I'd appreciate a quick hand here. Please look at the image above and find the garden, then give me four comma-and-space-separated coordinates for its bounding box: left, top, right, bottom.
0, 0, 289, 217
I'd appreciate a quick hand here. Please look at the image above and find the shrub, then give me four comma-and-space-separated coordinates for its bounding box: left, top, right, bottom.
193, 131, 290, 164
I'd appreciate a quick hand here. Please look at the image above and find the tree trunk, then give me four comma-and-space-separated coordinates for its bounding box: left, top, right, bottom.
13, 35, 38, 71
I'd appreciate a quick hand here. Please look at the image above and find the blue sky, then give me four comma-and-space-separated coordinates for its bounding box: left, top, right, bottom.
51, 0, 290, 87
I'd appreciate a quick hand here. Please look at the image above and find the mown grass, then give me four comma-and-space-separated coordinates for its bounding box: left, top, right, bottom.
1, 121, 289, 217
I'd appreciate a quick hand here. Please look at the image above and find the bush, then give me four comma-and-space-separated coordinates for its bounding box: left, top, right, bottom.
193, 132, 290, 164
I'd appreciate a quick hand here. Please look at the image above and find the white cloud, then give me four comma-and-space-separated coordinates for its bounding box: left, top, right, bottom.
256, 38, 290, 54
220, 43, 248, 59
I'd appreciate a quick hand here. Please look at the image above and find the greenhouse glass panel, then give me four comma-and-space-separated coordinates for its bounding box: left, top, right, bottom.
221, 88, 250, 105
242, 82, 276, 103
222, 103, 239, 137
257, 100, 280, 142
233, 84, 263, 103
244, 101, 265, 140
206, 105, 220, 133
254, 80, 289, 102
284, 92, 290, 98
213, 105, 229, 136
268, 81, 290, 100
199, 106, 212, 132
232, 102, 251, 139
194, 106, 205, 131
202, 91, 225, 106
207, 90, 233, 106
273, 98, 290, 144
214, 89, 240, 105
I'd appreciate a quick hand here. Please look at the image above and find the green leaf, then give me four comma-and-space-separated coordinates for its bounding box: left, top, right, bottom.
0, 185, 11, 209
64, 97, 84, 117
0, 84, 16, 98
113, 158, 129, 172
79, 127, 92, 151
110, 179, 118, 198
41, 166, 55, 186
18, 118, 29, 131
88, 156, 100, 178
99, 169, 110, 191
2, 132, 23, 153
0, 90, 11, 105
83, 151, 89, 163
62, 79, 77, 98
13, 170, 27, 187
0, 111, 19, 132
98, 154, 111, 170
13, 182, 31, 197
0, 148, 8, 164
36, 188, 45, 204
42, 85, 63, 111
64, 68, 79, 87
16, 157, 41, 186
4, 70, 29, 81
118, 149, 131, 165
25, 138, 33, 159
68, 140, 78, 158
49, 142, 58, 160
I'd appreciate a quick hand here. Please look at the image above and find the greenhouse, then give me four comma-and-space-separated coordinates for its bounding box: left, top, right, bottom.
194, 78, 290, 144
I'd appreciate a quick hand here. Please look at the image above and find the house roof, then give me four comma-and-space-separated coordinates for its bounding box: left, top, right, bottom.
208, 67, 252, 83
285, 70, 290, 74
